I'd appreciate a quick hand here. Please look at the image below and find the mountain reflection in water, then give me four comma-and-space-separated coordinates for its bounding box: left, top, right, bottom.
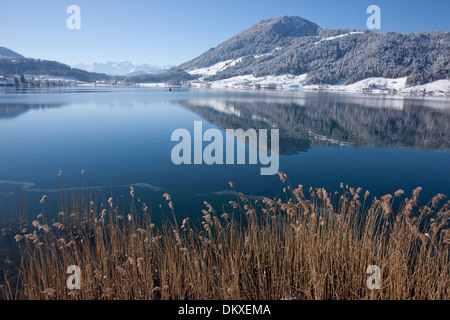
181, 92, 450, 155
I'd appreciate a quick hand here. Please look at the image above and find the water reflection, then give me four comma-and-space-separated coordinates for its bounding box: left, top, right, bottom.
0, 103, 65, 120
181, 93, 450, 154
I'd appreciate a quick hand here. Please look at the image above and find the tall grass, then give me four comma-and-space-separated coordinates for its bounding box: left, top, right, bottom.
2, 172, 449, 300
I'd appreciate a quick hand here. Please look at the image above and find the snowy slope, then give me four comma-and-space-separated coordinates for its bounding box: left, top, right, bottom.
314, 31, 364, 44
187, 58, 243, 78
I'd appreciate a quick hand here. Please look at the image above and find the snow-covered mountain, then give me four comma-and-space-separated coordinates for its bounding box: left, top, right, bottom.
129, 16, 450, 94
73, 61, 172, 76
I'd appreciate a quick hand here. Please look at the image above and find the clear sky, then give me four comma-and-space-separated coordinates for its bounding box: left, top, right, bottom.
0, 0, 449, 66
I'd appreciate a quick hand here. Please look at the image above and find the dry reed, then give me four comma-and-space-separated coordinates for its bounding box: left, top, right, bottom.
1, 172, 449, 300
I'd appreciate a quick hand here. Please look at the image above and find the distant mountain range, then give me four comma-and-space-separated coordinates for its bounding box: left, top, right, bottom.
72, 61, 173, 76
1, 16, 449, 87
0, 47, 169, 83
0, 46, 118, 83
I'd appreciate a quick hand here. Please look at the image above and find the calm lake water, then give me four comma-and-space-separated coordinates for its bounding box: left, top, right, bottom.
0, 87, 449, 226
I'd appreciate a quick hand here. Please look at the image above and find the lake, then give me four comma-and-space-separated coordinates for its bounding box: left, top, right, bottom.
0, 87, 449, 226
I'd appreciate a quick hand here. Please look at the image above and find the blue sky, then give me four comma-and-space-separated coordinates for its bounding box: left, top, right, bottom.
0, 0, 449, 66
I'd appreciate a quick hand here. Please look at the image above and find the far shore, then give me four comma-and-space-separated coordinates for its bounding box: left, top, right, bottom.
2, 78, 450, 100
137, 76, 450, 97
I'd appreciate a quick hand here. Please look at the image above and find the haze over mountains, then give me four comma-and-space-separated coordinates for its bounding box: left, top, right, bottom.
0, 47, 25, 60
72, 61, 173, 76
1, 16, 449, 89
0, 46, 117, 82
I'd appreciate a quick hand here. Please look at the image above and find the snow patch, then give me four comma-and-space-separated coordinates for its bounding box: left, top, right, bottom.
187, 47, 283, 78
315, 31, 364, 44
187, 58, 243, 78
254, 47, 282, 59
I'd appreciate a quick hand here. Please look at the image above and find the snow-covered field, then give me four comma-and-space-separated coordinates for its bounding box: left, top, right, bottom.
190, 73, 308, 89
187, 58, 244, 78
187, 74, 450, 96
24, 75, 79, 82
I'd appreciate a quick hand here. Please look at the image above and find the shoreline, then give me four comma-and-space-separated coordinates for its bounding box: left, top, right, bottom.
167, 76, 450, 97
2, 79, 450, 101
